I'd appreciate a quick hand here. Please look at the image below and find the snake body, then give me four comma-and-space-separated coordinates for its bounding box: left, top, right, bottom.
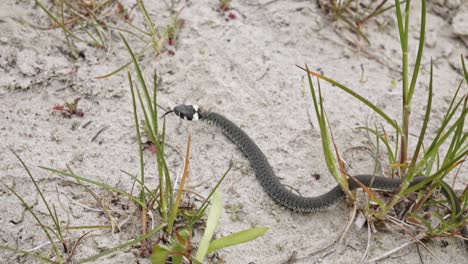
171, 104, 467, 238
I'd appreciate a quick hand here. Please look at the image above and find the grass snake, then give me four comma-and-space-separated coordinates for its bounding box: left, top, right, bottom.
169, 104, 467, 240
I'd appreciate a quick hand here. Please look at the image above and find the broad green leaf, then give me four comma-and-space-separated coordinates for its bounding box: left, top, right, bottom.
206, 227, 268, 254
194, 191, 222, 262
150, 244, 171, 264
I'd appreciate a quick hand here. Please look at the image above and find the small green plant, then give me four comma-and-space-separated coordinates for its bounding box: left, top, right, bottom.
151, 191, 268, 264
302, 0, 466, 247
165, 9, 184, 46
52, 97, 84, 118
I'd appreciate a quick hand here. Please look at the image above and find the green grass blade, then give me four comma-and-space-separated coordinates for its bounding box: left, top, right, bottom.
462, 55, 468, 84
120, 170, 159, 205
0, 245, 54, 263
153, 70, 159, 136
194, 191, 222, 262
134, 86, 167, 217
298, 65, 400, 132
194, 164, 232, 222
80, 223, 165, 263
335, 13, 370, 44
150, 244, 171, 264
357, 127, 396, 164
411, 112, 467, 179
137, 0, 160, 52
40, 167, 145, 207
129, 72, 146, 205
206, 227, 268, 254
404, 149, 467, 195
121, 34, 156, 129
95, 43, 152, 79
35, 0, 85, 43
76, 19, 102, 47
11, 151, 65, 257
305, 67, 340, 181
407, 0, 426, 104
409, 60, 432, 169
5, 186, 62, 262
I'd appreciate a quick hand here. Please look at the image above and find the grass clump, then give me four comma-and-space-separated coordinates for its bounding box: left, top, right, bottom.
1, 34, 267, 263
34, 0, 184, 76
318, 0, 398, 43
303, 0, 466, 251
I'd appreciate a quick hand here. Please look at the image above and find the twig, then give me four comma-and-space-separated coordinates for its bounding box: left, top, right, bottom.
366, 233, 426, 262
296, 204, 357, 262
416, 238, 442, 263
339, 201, 358, 244
360, 214, 372, 263
25, 237, 71, 252
91, 126, 109, 142
283, 251, 298, 264
416, 243, 424, 264
60, 190, 103, 212
68, 231, 93, 260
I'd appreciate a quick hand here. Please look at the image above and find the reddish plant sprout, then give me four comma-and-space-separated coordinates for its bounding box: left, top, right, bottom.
143, 140, 157, 154
52, 97, 84, 118
53, 105, 65, 111
228, 12, 236, 20
167, 26, 176, 46
218, 1, 237, 20
147, 142, 157, 154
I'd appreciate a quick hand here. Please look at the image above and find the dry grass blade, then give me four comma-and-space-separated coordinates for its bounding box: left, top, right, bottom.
365, 233, 433, 263
167, 133, 192, 234
339, 202, 358, 244
360, 214, 372, 263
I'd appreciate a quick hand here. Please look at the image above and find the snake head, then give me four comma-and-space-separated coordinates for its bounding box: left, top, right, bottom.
173, 104, 200, 121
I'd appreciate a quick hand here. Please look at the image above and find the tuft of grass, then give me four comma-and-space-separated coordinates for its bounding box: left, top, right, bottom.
34, 0, 116, 58
151, 190, 268, 264
302, 0, 467, 245
35, 0, 185, 77
96, 1, 186, 78
318, 0, 399, 44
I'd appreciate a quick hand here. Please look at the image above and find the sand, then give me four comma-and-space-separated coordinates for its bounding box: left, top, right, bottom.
0, 0, 467, 263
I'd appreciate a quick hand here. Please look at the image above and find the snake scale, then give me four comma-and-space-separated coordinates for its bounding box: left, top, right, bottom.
169, 104, 467, 240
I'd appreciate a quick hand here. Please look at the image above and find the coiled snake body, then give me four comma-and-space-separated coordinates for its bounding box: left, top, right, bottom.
170, 104, 467, 239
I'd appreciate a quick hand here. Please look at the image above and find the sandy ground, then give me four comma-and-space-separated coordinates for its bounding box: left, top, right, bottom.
0, 0, 467, 263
